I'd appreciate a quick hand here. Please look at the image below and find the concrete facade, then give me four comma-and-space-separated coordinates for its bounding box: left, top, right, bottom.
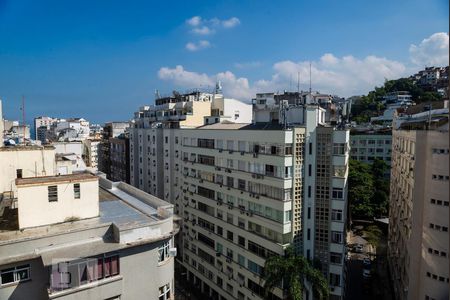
16, 173, 99, 229
129, 92, 349, 300
350, 133, 392, 166
0, 145, 56, 195
388, 126, 449, 300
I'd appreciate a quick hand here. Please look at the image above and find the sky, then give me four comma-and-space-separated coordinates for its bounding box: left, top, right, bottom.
0, 0, 448, 124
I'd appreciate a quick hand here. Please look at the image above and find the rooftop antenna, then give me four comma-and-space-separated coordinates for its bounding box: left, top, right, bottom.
289, 74, 292, 92
309, 62, 312, 94
297, 71, 300, 93
155, 89, 161, 99
21, 95, 26, 142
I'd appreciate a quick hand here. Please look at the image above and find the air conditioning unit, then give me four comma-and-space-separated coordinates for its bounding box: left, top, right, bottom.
169, 247, 177, 257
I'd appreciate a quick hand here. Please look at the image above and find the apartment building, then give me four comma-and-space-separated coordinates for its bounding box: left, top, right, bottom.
98, 122, 130, 181
0, 171, 177, 300
350, 131, 392, 166
130, 90, 349, 300
34, 116, 57, 142
82, 139, 101, 169
388, 109, 449, 300
109, 134, 130, 183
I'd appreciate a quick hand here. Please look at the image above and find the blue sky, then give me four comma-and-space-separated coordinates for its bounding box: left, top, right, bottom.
0, 0, 448, 124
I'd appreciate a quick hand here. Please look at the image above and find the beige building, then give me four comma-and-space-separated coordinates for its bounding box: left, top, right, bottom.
0, 172, 177, 300
388, 109, 449, 300
16, 173, 99, 229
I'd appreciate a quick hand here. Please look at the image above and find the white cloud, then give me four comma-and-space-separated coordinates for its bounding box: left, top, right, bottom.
162, 32, 447, 98
192, 26, 215, 35
185, 40, 211, 51
158, 65, 214, 87
185, 16, 240, 32
222, 17, 240, 28
157, 66, 254, 99
320, 53, 339, 66
158, 54, 407, 99
270, 55, 407, 96
186, 16, 201, 27
184, 16, 240, 51
409, 32, 449, 66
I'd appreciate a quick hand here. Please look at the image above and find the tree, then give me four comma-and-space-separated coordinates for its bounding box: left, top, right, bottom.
348, 159, 390, 220
262, 247, 329, 300
348, 160, 374, 219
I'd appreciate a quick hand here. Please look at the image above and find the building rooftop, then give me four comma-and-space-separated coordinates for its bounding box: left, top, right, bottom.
0, 145, 55, 152
16, 172, 97, 186
197, 122, 288, 130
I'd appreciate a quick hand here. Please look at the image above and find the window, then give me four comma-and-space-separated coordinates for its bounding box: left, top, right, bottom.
227, 140, 234, 151
16, 169, 23, 179
238, 236, 245, 247
247, 260, 263, 275
74, 183, 81, 199
332, 188, 344, 199
308, 186, 311, 198
1, 264, 30, 285
48, 185, 58, 202
226, 213, 234, 224
238, 179, 246, 190
331, 231, 343, 243
198, 155, 215, 166
238, 141, 246, 152
198, 233, 215, 249
329, 273, 340, 286
333, 143, 346, 155
331, 209, 343, 221
308, 164, 312, 176
158, 241, 171, 262
238, 254, 245, 266
159, 283, 171, 300
227, 230, 234, 242
216, 139, 223, 149
238, 217, 245, 229
50, 254, 119, 292
227, 177, 234, 188
330, 253, 342, 264
198, 139, 215, 149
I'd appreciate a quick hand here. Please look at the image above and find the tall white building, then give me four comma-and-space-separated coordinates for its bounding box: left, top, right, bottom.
130, 90, 349, 300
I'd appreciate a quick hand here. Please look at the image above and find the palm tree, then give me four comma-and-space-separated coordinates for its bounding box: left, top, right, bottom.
262, 247, 329, 300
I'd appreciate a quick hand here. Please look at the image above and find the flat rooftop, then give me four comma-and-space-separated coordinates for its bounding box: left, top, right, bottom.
0, 145, 55, 152
197, 122, 288, 130
16, 172, 97, 186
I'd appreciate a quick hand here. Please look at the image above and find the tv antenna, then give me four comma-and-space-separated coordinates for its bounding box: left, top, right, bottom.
309, 62, 312, 94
